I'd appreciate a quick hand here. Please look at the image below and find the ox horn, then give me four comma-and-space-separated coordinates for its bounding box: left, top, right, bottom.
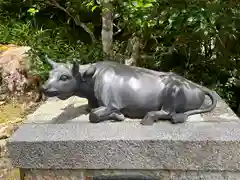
44, 55, 58, 68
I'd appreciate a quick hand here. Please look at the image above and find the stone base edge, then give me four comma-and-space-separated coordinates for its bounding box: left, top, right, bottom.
7, 122, 240, 171
21, 169, 240, 180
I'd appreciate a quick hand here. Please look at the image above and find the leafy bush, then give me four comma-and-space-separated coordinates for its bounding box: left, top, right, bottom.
0, 0, 240, 111
0, 8, 103, 81
114, 0, 240, 109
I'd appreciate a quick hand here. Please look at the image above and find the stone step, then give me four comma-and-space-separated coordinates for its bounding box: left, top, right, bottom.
6, 92, 240, 179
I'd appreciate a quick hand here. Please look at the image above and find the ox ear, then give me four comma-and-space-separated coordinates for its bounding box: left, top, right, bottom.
72, 61, 79, 77
82, 66, 96, 80
44, 55, 58, 69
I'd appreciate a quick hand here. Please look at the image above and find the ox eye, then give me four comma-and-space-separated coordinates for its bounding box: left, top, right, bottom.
60, 75, 69, 81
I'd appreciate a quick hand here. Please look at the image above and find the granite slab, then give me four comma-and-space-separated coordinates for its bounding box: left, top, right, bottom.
6, 91, 240, 171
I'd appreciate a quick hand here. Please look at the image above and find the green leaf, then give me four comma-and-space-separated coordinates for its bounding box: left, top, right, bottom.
91, 5, 98, 12
27, 8, 39, 16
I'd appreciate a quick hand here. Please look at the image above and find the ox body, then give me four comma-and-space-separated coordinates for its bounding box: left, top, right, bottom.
41, 56, 217, 125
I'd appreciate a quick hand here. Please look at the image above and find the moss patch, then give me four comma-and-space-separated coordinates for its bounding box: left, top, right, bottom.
0, 102, 24, 124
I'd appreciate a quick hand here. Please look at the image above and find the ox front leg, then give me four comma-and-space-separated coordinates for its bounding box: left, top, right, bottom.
141, 110, 171, 126
89, 106, 125, 123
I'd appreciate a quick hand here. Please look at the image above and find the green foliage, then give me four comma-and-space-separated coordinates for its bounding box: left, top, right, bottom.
27, 8, 39, 16
116, 0, 156, 36
0, 14, 103, 81
0, 0, 240, 111
114, 0, 240, 109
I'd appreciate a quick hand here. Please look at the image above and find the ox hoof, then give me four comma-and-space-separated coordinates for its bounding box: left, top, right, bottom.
89, 112, 101, 123
171, 113, 187, 124
140, 117, 155, 126
110, 113, 125, 122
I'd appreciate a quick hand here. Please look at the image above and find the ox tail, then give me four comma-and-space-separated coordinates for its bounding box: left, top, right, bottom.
184, 90, 217, 116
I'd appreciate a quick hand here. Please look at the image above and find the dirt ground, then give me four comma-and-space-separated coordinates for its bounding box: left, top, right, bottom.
0, 98, 43, 180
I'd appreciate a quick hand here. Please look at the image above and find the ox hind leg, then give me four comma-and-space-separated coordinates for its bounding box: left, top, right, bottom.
140, 108, 187, 126
89, 106, 125, 123
140, 86, 188, 126
140, 110, 171, 125
140, 109, 187, 126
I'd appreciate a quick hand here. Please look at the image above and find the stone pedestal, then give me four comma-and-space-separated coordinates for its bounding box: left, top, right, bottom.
6, 92, 240, 180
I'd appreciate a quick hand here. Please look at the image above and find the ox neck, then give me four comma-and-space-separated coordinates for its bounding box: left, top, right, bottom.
73, 73, 94, 99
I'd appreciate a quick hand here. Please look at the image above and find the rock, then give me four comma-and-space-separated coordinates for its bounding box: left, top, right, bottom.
0, 139, 8, 157
0, 44, 17, 54
0, 45, 31, 94
0, 45, 31, 71
0, 168, 21, 180
0, 118, 22, 140
0, 135, 8, 140
0, 157, 12, 169
0, 126, 8, 140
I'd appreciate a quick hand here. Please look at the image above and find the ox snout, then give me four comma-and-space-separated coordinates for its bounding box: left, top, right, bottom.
40, 84, 58, 97
40, 84, 48, 93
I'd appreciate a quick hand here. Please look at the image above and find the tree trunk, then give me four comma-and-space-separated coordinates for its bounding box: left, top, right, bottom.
101, 2, 113, 60
125, 35, 140, 66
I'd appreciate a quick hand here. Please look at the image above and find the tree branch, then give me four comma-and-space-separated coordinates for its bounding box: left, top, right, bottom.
113, 23, 122, 36
46, 0, 96, 43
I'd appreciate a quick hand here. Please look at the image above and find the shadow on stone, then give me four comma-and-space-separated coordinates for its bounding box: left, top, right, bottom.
50, 104, 88, 124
